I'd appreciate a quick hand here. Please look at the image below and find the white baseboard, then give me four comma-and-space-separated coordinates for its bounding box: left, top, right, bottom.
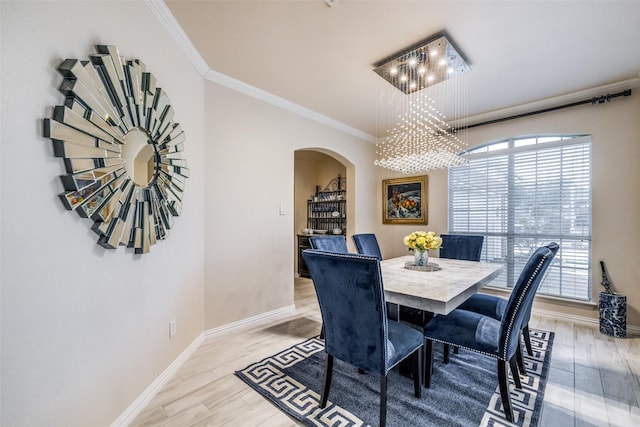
203, 304, 296, 339
113, 302, 634, 425
110, 304, 295, 426
532, 307, 640, 336
110, 334, 204, 427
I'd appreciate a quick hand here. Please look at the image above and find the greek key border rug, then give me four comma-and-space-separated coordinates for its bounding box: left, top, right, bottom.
235, 329, 554, 427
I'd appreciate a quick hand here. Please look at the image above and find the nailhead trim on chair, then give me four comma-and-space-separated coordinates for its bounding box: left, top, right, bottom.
425, 246, 553, 362
426, 337, 509, 361
304, 250, 394, 372
499, 250, 551, 360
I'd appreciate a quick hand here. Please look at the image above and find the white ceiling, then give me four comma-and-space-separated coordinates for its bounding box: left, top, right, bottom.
165, 0, 640, 139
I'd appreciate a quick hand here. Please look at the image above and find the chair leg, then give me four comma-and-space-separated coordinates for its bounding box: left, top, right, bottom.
414, 347, 423, 398
443, 343, 450, 364
320, 354, 333, 408
497, 359, 514, 422
509, 356, 522, 389
516, 339, 527, 376
523, 324, 533, 356
453, 346, 459, 354
379, 375, 387, 427
424, 339, 433, 388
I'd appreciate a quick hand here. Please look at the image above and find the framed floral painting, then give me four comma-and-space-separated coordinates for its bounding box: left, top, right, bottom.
382, 175, 428, 224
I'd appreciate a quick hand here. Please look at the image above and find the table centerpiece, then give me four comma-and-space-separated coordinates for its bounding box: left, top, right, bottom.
403, 230, 442, 271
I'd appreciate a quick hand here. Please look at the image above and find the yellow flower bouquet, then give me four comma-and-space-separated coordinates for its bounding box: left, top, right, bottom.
403, 231, 442, 252
404, 231, 442, 267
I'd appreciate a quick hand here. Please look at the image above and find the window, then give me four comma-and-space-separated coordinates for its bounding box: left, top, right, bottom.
448, 135, 592, 301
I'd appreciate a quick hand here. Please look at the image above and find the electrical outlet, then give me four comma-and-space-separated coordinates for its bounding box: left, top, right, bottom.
169, 319, 176, 338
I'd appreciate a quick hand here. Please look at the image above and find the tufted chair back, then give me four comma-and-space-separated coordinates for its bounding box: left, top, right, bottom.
498, 242, 559, 360
309, 235, 348, 253
352, 233, 383, 260
302, 250, 389, 374
439, 234, 484, 261
302, 249, 424, 427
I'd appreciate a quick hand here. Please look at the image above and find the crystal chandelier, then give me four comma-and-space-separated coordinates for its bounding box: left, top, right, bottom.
373, 33, 470, 173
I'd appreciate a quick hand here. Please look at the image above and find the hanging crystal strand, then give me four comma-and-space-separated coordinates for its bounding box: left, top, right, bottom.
374, 35, 469, 173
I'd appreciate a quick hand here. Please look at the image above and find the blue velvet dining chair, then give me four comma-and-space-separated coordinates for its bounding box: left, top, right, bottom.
456, 242, 551, 374
352, 233, 383, 260
422, 242, 558, 422
309, 235, 349, 253
308, 235, 349, 340
302, 249, 423, 427
438, 234, 484, 362
457, 293, 535, 375
351, 233, 428, 343
439, 234, 484, 261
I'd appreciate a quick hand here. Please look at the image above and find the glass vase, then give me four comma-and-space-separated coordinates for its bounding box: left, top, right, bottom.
414, 249, 428, 266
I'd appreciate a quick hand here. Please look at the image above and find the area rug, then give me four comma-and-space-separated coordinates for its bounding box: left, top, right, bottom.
235, 329, 554, 427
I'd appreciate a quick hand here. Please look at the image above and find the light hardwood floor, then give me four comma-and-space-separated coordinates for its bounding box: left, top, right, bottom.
130, 278, 640, 426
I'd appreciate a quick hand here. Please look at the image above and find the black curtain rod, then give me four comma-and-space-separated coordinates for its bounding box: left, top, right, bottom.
458, 89, 632, 131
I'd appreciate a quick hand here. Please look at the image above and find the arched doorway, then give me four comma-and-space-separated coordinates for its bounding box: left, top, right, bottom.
294, 149, 353, 277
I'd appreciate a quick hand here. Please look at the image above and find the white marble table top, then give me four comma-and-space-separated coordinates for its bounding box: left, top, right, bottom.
381, 255, 504, 315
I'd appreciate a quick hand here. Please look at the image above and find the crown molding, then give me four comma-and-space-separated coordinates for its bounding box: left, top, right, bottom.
144, 0, 215, 77
147, 1, 639, 147
204, 69, 376, 143
145, 0, 375, 143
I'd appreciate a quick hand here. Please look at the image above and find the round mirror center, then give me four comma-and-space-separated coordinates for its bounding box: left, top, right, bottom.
122, 128, 155, 187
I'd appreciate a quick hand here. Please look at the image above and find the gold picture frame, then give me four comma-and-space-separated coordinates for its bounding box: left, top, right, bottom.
382, 175, 428, 224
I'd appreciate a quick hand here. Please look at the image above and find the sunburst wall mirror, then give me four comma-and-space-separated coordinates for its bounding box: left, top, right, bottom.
43, 45, 188, 254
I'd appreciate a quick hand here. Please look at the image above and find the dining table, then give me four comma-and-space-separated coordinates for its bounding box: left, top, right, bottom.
380, 255, 503, 321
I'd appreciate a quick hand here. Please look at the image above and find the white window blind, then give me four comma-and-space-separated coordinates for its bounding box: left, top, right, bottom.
448, 135, 592, 300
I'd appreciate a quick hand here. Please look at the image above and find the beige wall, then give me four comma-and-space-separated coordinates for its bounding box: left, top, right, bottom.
202, 82, 375, 329
1, 1, 206, 425
0, 2, 377, 423
2, 1, 639, 425
374, 94, 640, 325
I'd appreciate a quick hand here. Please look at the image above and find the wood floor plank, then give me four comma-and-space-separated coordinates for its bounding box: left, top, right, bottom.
540, 402, 575, 427
574, 363, 609, 427
593, 332, 638, 406
151, 403, 212, 427
140, 371, 219, 411
192, 406, 295, 427
603, 396, 640, 427
542, 366, 575, 425
553, 318, 575, 344
574, 325, 600, 370
130, 278, 640, 427
130, 406, 168, 427
549, 343, 575, 373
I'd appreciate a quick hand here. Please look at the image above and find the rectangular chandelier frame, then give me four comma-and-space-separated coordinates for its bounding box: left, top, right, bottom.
373, 32, 470, 95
